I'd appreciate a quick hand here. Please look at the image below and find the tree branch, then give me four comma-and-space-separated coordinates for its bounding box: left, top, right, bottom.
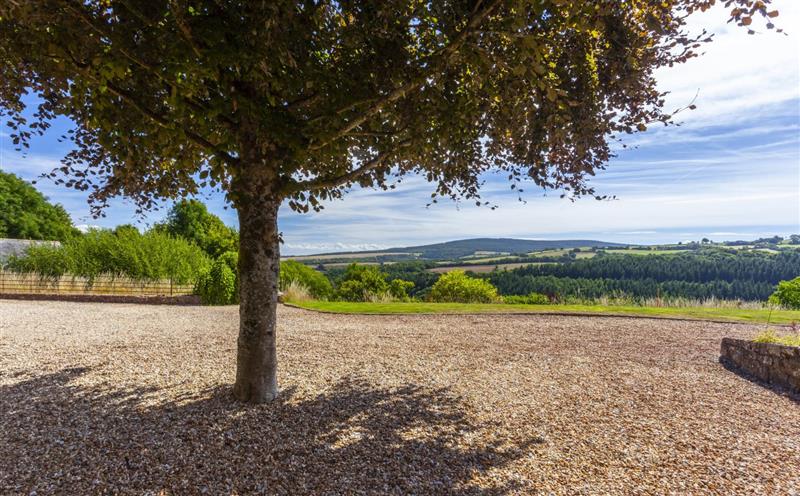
284, 139, 412, 194
306, 0, 501, 152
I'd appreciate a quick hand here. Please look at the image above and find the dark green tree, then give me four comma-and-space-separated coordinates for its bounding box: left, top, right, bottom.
156, 199, 238, 258
0, 171, 79, 241
0, 0, 778, 402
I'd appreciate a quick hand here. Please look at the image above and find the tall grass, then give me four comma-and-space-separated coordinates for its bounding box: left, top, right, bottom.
282, 280, 313, 303
561, 294, 767, 310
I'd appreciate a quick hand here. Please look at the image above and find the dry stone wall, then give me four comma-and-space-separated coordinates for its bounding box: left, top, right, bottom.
720, 337, 800, 394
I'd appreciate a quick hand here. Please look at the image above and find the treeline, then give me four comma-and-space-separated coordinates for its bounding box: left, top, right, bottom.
480, 251, 800, 301
507, 251, 800, 284
484, 273, 776, 301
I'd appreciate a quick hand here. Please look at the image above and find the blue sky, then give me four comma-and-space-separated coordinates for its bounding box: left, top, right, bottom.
1, 3, 798, 255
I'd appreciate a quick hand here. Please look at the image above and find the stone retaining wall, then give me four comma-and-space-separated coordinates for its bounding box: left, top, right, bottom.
720, 337, 800, 394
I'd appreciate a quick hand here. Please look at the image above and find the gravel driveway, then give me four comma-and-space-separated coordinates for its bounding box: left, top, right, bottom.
1, 300, 798, 494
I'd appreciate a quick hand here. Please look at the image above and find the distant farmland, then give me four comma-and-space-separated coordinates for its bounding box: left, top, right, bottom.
430, 262, 555, 273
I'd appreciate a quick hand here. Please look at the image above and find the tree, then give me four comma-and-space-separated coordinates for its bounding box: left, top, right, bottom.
156, 199, 238, 258
0, 1, 778, 402
0, 171, 80, 241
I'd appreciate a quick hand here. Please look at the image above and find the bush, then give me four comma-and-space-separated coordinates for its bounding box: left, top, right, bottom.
7, 228, 210, 283
427, 270, 500, 303
753, 329, 800, 347
196, 257, 237, 305
503, 292, 550, 305
335, 264, 414, 302
768, 277, 800, 310
280, 260, 333, 299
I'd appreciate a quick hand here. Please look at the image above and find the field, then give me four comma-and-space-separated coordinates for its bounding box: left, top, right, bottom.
290, 300, 800, 325
283, 251, 413, 262
429, 262, 543, 273
2, 300, 798, 494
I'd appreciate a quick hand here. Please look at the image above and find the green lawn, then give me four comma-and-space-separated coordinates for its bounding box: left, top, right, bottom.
288, 300, 800, 325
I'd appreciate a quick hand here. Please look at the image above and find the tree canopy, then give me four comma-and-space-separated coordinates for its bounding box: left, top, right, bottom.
155, 199, 238, 258
0, 1, 779, 214
0, 170, 79, 241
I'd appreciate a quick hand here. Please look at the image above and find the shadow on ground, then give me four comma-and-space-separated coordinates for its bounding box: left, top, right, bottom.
719, 360, 800, 403
0, 368, 539, 494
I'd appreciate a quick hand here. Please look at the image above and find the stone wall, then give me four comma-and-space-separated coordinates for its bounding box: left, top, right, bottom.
720, 337, 800, 394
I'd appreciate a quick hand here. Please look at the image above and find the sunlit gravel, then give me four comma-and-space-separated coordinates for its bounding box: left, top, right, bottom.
1, 300, 798, 494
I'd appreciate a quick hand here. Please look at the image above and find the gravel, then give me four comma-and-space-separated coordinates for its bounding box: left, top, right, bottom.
1, 300, 798, 495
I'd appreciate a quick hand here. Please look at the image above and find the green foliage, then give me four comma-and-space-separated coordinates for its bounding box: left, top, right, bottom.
428, 270, 499, 303
769, 277, 800, 310
0, 171, 79, 241
486, 251, 800, 302
380, 261, 440, 298
196, 257, 237, 305
0, 1, 774, 216
7, 228, 209, 283
753, 329, 800, 347
389, 279, 415, 300
503, 292, 549, 305
279, 260, 333, 300
156, 200, 238, 259
334, 264, 413, 302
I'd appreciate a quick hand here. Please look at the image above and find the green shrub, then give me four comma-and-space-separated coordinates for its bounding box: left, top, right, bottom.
768, 277, 800, 310
7, 228, 209, 283
503, 292, 550, 305
196, 258, 237, 305
280, 260, 333, 299
427, 270, 499, 303
389, 279, 415, 301
334, 263, 413, 302
753, 329, 800, 347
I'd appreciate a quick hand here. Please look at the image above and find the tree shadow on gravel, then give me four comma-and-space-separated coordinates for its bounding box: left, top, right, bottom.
0, 367, 540, 494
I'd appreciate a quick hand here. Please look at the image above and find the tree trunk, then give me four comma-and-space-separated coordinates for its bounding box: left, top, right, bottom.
233, 194, 281, 403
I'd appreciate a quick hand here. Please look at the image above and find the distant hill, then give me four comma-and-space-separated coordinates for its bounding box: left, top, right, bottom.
387, 238, 627, 260
294, 238, 628, 261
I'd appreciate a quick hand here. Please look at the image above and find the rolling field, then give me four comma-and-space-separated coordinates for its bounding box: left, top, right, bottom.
2, 300, 798, 494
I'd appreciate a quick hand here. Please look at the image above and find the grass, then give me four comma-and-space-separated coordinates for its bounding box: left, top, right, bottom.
288, 300, 800, 325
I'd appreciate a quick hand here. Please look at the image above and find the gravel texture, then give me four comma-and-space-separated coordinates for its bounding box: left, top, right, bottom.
1, 300, 798, 495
